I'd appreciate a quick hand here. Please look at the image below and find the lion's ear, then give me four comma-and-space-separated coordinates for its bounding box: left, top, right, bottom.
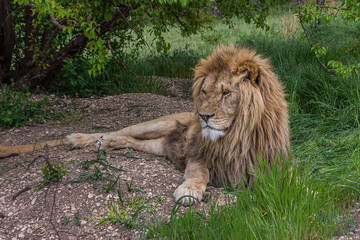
231, 61, 260, 86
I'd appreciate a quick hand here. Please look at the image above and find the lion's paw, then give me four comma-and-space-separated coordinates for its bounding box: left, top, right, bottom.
173, 181, 206, 205
66, 133, 97, 149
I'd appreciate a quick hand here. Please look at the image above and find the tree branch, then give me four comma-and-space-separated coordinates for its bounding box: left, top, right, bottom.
49, 15, 84, 30
107, 26, 138, 78
298, 15, 333, 73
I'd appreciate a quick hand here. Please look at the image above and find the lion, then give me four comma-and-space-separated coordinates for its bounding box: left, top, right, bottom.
0, 45, 290, 205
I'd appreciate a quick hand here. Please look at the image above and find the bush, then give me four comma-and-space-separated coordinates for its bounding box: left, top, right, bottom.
0, 85, 48, 128
52, 57, 166, 97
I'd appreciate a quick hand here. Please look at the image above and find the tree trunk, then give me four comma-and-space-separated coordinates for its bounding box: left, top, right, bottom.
0, 0, 15, 81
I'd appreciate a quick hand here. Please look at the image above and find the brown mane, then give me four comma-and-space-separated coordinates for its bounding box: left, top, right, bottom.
185, 45, 290, 187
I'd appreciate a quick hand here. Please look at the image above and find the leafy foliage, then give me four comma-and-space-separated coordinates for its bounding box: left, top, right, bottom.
0, 84, 48, 128
6, 0, 290, 89
52, 56, 166, 97
296, 0, 360, 77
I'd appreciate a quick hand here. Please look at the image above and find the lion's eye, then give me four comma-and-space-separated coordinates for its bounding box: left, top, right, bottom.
201, 89, 206, 95
222, 91, 230, 97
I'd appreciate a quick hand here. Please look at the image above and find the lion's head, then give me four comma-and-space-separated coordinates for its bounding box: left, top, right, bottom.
190, 45, 290, 187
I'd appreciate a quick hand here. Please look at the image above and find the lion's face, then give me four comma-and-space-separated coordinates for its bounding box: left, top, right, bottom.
193, 46, 268, 142
197, 70, 240, 141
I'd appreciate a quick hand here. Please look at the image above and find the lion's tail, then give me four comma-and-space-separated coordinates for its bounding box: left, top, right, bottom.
0, 139, 67, 159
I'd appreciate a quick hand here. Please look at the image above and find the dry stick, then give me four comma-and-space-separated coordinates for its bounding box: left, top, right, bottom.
298, 15, 333, 73
28, 155, 42, 168
49, 183, 61, 239
12, 186, 31, 200
43, 144, 54, 173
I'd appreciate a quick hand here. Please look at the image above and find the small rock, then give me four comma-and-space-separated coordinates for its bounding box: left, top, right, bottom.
31, 197, 37, 205
88, 193, 94, 199
18, 233, 25, 238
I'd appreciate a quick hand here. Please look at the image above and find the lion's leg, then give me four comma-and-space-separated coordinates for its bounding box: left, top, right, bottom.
95, 135, 165, 155
173, 161, 209, 205
67, 112, 192, 148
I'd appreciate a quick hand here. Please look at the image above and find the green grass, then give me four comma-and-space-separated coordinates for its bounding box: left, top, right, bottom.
128, 7, 360, 240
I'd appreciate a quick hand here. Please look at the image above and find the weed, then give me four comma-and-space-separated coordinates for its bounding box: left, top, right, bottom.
92, 125, 105, 130
98, 195, 152, 228
38, 161, 68, 189
57, 108, 83, 125
74, 212, 81, 226
61, 216, 71, 225
156, 194, 167, 204
70, 151, 124, 192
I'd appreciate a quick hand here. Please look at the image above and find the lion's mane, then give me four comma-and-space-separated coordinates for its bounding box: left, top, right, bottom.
167, 45, 290, 188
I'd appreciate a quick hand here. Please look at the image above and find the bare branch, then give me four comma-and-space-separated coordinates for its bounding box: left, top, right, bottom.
49, 15, 84, 30
114, 2, 158, 59
298, 15, 334, 73
107, 25, 138, 78
171, 11, 188, 32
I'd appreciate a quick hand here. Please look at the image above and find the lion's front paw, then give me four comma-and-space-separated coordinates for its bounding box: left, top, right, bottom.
173, 181, 206, 205
66, 133, 97, 148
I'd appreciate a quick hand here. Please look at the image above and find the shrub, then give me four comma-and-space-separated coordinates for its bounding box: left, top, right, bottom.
0, 84, 48, 128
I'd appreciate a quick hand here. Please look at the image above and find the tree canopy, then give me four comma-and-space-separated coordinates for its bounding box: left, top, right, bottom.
0, 0, 288, 89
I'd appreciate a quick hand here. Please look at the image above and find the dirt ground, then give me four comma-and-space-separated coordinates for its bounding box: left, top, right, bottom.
0, 78, 228, 240
0, 78, 359, 239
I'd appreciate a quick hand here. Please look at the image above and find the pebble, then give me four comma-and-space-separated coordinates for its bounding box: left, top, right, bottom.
18, 233, 24, 238
88, 193, 94, 199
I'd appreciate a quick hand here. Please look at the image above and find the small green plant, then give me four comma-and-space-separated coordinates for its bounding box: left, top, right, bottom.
92, 125, 105, 130
61, 216, 71, 225
98, 195, 150, 228
0, 84, 48, 128
74, 212, 81, 226
38, 161, 68, 189
98, 203, 136, 228
124, 177, 145, 194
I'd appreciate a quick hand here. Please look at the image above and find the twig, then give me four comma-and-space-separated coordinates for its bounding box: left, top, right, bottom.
298, 15, 333, 73
28, 155, 42, 168
114, 2, 158, 59
12, 186, 31, 200
49, 183, 61, 239
43, 144, 54, 172
49, 14, 84, 31
335, 0, 345, 17
171, 11, 188, 32
107, 26, 138, 78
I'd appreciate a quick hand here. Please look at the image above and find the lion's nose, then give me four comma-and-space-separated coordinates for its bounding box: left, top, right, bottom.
199, 113, 214, 123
